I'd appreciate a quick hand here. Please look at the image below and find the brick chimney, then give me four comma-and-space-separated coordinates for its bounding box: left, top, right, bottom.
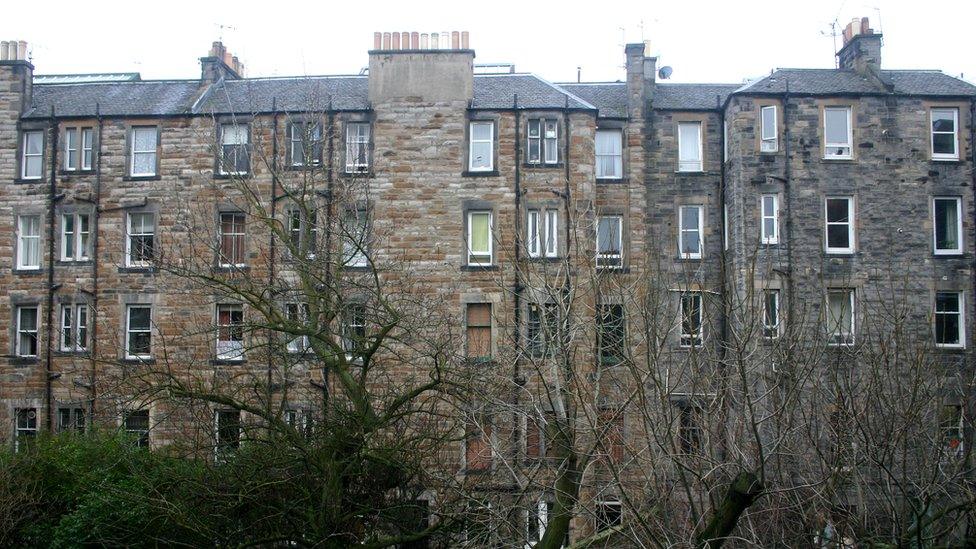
368, 30, 474, 104
625, 41, 655, 118
0, 40, 33, 116
837, 17, 882, 75
200, 41, 244, 82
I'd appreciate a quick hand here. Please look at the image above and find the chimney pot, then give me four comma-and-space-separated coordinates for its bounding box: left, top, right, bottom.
431, 32, 439, 49
0, 41, 8, 61
420, 33, 429, 49
7, 41, 17, 61
402, 30, 410, 48
392, 32, 400, 50
382, 32, 391, 49
461, 31, 469, 49
451, 31, 460, 49
374, 32, 382, 49
411, 32, 419, 49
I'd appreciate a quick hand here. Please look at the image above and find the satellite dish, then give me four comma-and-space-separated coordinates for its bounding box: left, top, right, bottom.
658, 66, 673, 80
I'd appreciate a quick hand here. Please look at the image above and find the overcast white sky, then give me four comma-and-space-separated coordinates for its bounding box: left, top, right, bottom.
2, 0, 973, 85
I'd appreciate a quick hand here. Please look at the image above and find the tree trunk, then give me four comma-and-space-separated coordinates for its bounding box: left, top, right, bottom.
695, 471, 763, 549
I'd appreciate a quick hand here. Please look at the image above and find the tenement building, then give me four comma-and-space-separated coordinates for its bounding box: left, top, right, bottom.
1, 19, 974, 546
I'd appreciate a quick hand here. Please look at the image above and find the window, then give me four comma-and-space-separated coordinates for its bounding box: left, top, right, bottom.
124, 409, 150, 448
345, 122, 370, 172
676, 400, 705, 454
763, 290, 780, 339
216, 304, 245, 360
286, 207, 318, 259
129, 126, 157, 177
527, 302, 558, 355
678, 121, 703, 172
15, 408, 38, 452
219, 123, 249, 175
526, 499, 552, 546
680, 293, 703, 347
342, 304, 366, 359
825, 197, 854, 254
595, 129, 622, 179
933, 197, 963, 255
342, 207, 368, 268
16, 214, 41, 270
678, 205, 703, 259
527, 209, 558, 258
21, 130, 44, 179
466, 303, 492, 361
57, 407, 86, 433
215, 409, 242, 458
935, 292, 964, 348
595, 500, 622, 532
61, 212, 91, 261
219, 212, 246, 267
60, 303, 89, 352
941, 405, 964, 459
760, 195, 778, 244
467, 211, 493, 265
81, 128, 93, 170
596, 215, 623, 268
527, 118, 558, 165
826, 289, 855, 345
15, 306, 39, 357
125, 305, 152, 359
126, 212, 155, 267
931, 108, 959, 161
823, 106, 852, 159
465, 415, 493, 471
285, 303, 310, 353
598, 408, 624, 463
63, 127, 94, 171
468, 121, 494, 171
289, 121, 323, 166
597, 304, 625, 364
760, 105, 778, 152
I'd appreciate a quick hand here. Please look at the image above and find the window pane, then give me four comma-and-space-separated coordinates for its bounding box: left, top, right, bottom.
129, 307, 151, 330
933, 133, 956, 155
133, 153, 155, 175
826, 199, 849, 223
761, 107, 776, 140
932, 110, 955, 133
597, 217, 620, 254
936, 292, 961, 345
469, 213, 490, 253
678, 123, 701, 163
825, 108, 849, 144
827, 291, 852, 341
471, 122, 492, 141
470, 142, 492, 169
25, 131, 43, 155
133, 128, 156, 150
935, 199, 959, 251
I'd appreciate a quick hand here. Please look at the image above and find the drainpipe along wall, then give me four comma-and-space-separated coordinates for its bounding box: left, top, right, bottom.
44, 108, 59, 431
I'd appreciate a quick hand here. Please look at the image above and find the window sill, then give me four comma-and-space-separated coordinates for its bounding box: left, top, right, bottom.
13, 268, 44, 276
677, 256, 703, 261
14, 178, 45, 184
462, 170, 499, 178
934, 252, 965, 258
343, 265, 371, 272
597, 266, 630, 274
339, 169, 373, 178
527, 256, 562, 263
824, 252, 855, 258
675, 170, 708, 175
59, 169, 97, 177
213, 265, 251, 273
821, 157, 854, 162
596, 177, 627, 184
935, 345, 966, 352
7, 356, 38, 366
522, 163, 564, 170
56, 260, 94, 267
118, 266, 158, 274
284, 163, 325, 172
461, 265, 499, 272
212, 358, 246, 366
53, 350, 90, 357
931, 158, 962, 164
123, 175, 161, 182
214, 172, 251, 180
120, 357, 156, 365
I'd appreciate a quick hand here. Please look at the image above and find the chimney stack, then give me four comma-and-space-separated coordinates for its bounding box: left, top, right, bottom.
0, 39, 34, 116
625, 41, 655, 118
200, 40, 243, 82
0, 40, 29, 61
368, 30, 474, 103
837, 17, 882, 75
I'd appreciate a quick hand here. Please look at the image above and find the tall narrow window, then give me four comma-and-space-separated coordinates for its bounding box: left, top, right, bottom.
285, 303, 310, 353
763, 290, 780, 338
598, 304, 625, 364
941, 405, 964, 459
680, 293, 703, 347
544, 210, 558, 257
58, 407, 86, 433
466, 303, 492, 361
825, 197, 854, 254
15, 408, 38, 452
826, 289, 855, 346
823, 106, 852, 159
679, 205, 703, 259
215, 409, 242, 458
760, 105, 778, 152
526, 499, 551, 545
595, 129, 622, 179
678, 121, 703, 172
219, 124, 249, 175
526, 210, 540, 258
342, 304, 366, 359
287, 207, 318, 259
761, 195, 778, 244
595, 500, 622, 532
61, 212, 91, 261
527, 119, 558, 165
290, 122, 323, 166
16, 214, 41, 270
465, 416, 493, 471
345, 122, 370, 172
124, 409, 150, 448
125, 305, 152, 359
126, 212, 155, 267
467, 211, 493, 265
468, 122, 494, 172
64, 127, 78, 171
16, 306, 39, 357
596, 215, 623, 268
676, 400, 705, 454
933, 197, 963, 255
129, 126, 157, 177
21, 130, 43, 180
935, 292, 964, 348
61, 303, 89, 352
342, 208, 368, 268
931, 108, 959, 161
527, 302, 558, 356
219, 212, 246, 267
216, 304, 245, 360
527, 209, 559, 258
81, 128, 94, 170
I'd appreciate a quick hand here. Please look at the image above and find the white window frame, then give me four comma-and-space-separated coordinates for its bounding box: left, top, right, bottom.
129, 126, 157, 177
525, 499, 550, 547
60, 303, 89, 352
526, 209, 540, 258
596, 215, 623, 268
826, 289, 855, 346
527, 209, 558, 259
824, 197, 855, 254
680, 292, 704, 348
21, 130, 44, 180
760, 105, 778, 152
933, 197, 963, 255
544, 209, 558, 258
15, 408, 38, 452
216, 303, 245, 361
16, 214, 41, 270
763, 289, 780, 339
125, 304, 153, 359
677, 121, 703, 172
468, 121, 494, 172
219, 212, 247, 268
125, 212, 155, 267
61, 212, 91, 261
760, 194, 779, 244
595, 128, 623, 179
931, 108, 960, 161
467, 211, 493, 265
935, 291, 965, 349
678, 205, 704, 260
345, 122, 370, 172
527, 118, 559, 165
289, 121, 322, 167
15, 306, 39, 357
596, 499, 623, 532
823, 106, 853, 160
218, 123, 249, 176
64, 127, 78, 171
342, 304, 367, 361
342, 207, 369, 268
285, 303, 310, 353
81, 127, 94, 170
123, 409, 151, 448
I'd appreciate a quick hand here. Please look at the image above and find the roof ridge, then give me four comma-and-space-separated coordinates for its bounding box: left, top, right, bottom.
35, 79, 199, 87
226, 74, 367, 82
530, 73, 597, 110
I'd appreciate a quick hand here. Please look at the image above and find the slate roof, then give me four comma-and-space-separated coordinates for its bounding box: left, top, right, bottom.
24, 80, 201, 119
557, 83, 628, 118
653, 83, 741, 110
471, 74, 593, 110
737, 68, 976, 97
198, 76, 369, 113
